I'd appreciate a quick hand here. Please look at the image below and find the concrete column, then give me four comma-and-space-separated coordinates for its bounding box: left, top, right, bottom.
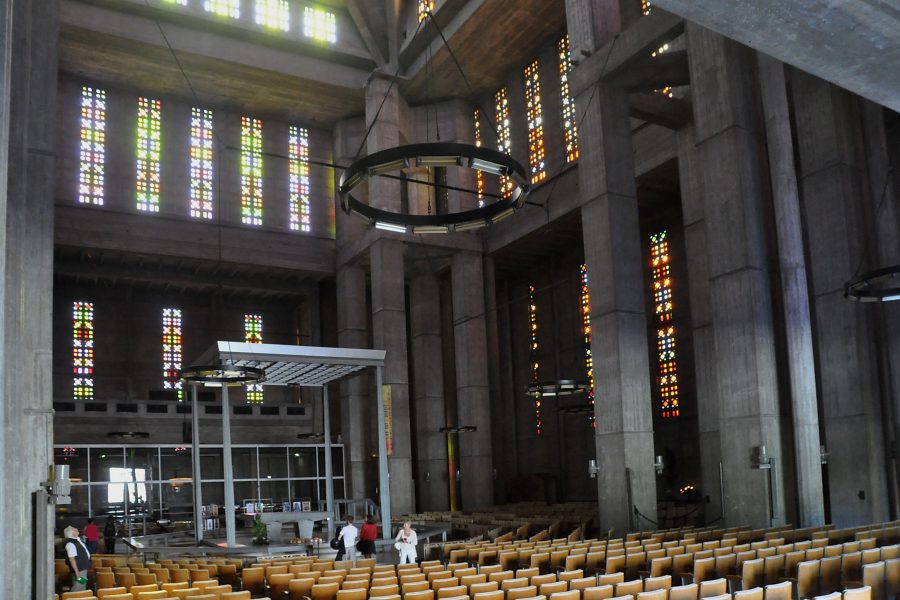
568, 0, 657, 534
860, 101, 900, 518
757, 54, 825, 527
483, 256, 504, 506
370, 239, 414, 515
677, 123, 723, 523
409, 275, 449, 511
451, 252, 494, 509
686, 24, 786, 528
337, 265, 371, 500
792, 70, 890, 526
0, 0, 58, 595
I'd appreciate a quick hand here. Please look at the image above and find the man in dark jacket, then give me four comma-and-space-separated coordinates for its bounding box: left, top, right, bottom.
64, 526, 91, 591
104, 518, 117, 553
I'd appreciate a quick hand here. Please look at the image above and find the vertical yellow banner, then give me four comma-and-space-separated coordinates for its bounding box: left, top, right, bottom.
383, 384, 393, 456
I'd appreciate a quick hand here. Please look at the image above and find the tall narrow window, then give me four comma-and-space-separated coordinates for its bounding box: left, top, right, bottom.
255, 0, 289, 30
580, 264, 596, 427
190, 108, 214, 220
558, 36, 580, 163
79, 86, 106, 206
494, 87, 513, 199
529, 285, 542, 436
642, 0, 652, 15
244, 314, 264, 403
204, 0, 240, 18
240, 117, 263, 226
524, 60, 546, 184
73, 302, 95, 401
650, 231, 680, 418
473, 109, 485, 208
288, 125, 311, 232
163, 0, 187, 6
162, 308, 183, 401
136, 97, 162, 212
303, 6, 336, 43
417, 0, 434, 22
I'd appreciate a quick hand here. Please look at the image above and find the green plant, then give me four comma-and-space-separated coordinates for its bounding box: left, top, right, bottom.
251, 515, 268, 545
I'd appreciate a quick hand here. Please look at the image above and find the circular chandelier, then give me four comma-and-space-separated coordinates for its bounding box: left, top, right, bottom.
180, 364, 266, 386
558, 404, 595, 415
526, 379, 591, 398
108, 431, 150, 440
339, 142, 529, 234
845, 265, 900, 303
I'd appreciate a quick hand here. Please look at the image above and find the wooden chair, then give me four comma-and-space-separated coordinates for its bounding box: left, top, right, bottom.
438, 586, 469, 599
550, 591, 580, 600
312, 582, 341, 600
540, 581, 569, 596
172, 590, 202, 600
342, 579, 369, 590
193, 581, 218, 591
473, 591, 505, 600
405, 591, 436, 600
636, 590, 667, 600
812, 594, 841, 600
532, 575, 557, 588
843, 553, 864, 587
481, 565, 503, 576
843, 588, 872, 600
582, 585, 615, 600
644, 576, 672, 593
336, 589, 367, 600
220, 593, 252, 600
861, 562, 885, 600
734, 589, 763, 600
600, 573, 626, 587
101, 595, 134, 600
741, 559, 765, 591
289, 578, 317, 600
567, 577, 596, 593
615, 580, 644, 598
699, 578, 727, 598
509, 586, 539, 600
669, 584, 698, 600
368, 584, 400, 598
128, 586, 157, 597
765, 581, 792, 600
134, 592, 166, 600
690, 559, 717, 585
792, 560, 820, 600
240, 568, 265, 598
489, 571, 514, 584
268, 572, 293, 599
432, 578, 461, 593
559, 571, 583, 584
820, 557, 843, 595
519, 569, 541, 581
116, 573, 137, 590
607, 556, 627, 577
63, 592, 95, 599
97, 591, 128, 600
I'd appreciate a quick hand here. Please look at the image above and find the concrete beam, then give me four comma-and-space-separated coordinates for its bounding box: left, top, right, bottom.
570, 8, 684, 97
628, 92, 692, 130
652, 0, 900, 112
55, 205, 336, 276
619, 51, 689, 92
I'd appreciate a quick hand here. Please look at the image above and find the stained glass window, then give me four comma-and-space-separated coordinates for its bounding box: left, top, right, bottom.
650, 231, 680, 418
558, 36, 579, 163
204, 0, 239, 18
642, 0, 652, 15
524, 60, 546, 184
163, 308, 183, 401
473, 109, 485, 208
163, 0, 187, 6
288, 125, 311, 232
241, 117, 263, 226
529, 285, 542, 436
256, 0, 289, 31
494, 87, 513, 199
244, 314, 264, 404
580, 264, 596, 427
79, 86, 106, 206
304, 6, 336, 43
73, 302, 94, 401
190, 108, 214, 220
136, 97, 162, 212
417, 0, 434, 22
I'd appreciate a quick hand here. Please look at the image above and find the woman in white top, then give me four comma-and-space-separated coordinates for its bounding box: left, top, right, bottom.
394, 521, 418, 564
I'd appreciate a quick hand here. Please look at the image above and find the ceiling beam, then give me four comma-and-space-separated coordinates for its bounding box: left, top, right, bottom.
628, 92, 693, 130
347, 0, 388, 68
619, 51, 689, 92
570, 8, 684, 97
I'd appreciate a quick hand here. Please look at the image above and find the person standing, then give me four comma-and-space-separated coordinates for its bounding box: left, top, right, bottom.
338, 516, 359, 565
64, 526, 91, 592
358, 516, 378, 558
394, 521, 418, 565
83, 518, 99, 554
104, 518, 117, 554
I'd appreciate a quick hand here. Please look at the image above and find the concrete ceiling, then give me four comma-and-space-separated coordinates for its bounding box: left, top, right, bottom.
401, 0, 568, 104
652, 0, 900, 112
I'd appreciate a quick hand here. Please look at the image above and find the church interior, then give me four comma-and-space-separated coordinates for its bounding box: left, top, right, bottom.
2, 0, 899, 597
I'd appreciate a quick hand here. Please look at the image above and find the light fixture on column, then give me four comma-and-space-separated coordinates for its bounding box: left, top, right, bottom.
339, 142, 530, 234
180, 364, 265, 386
820, 445, 829, 465
588, 459, 600, 479
526, 379, 591, 398
438, 426, 477, 434
755, 445, 772, 470
653, 455, 665, 475
845, 265, 900, 303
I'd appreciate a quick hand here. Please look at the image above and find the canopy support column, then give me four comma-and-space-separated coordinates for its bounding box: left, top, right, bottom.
323, 384, 336, 540
377, 366, 392, 539
222, 385, 236, 547
191, 384, 204, 542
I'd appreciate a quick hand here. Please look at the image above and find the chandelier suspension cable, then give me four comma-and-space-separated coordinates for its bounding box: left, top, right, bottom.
351, 19, 426, 162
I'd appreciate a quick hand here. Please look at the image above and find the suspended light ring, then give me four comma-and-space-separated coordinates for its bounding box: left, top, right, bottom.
558, 404, 595, 415
845, 265, 900, 303
525, 379, 591, 398
339, 142, 530, 234
438, 426, 478, 434
180, 364, 266, 386
108, 431, 150, 439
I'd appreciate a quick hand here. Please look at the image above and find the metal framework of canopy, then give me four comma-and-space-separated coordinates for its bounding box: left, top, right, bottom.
185, 342, 390, 546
